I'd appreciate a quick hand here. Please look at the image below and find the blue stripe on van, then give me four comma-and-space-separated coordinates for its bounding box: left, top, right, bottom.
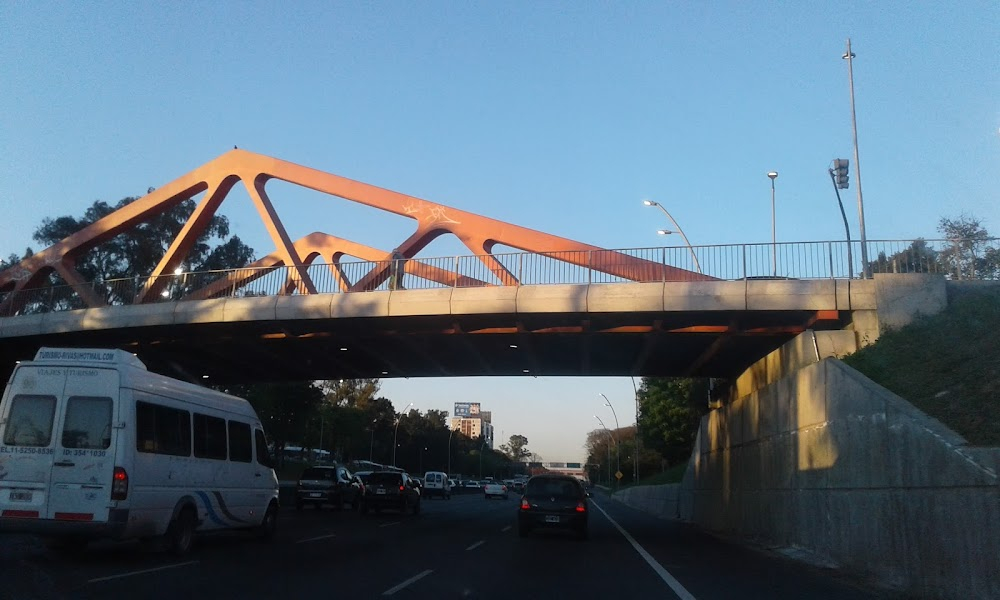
211, 491, 247, 523
194, 491, 227, 527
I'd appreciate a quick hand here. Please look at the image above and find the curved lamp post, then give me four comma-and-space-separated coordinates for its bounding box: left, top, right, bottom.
392, 402, 413, 467
594, 415, 615, 486
599, 393, 621, 485
643, 200, 702, 274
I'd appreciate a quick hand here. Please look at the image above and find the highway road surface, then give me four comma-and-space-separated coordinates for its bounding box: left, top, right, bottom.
0, 488, 897, 599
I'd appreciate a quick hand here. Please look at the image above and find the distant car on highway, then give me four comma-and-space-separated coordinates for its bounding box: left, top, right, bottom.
423, 471, 452, 499
360, 471, 421, 515
518, 474, 589, 540
483, 481, 508, 499
295, 465, 362, 511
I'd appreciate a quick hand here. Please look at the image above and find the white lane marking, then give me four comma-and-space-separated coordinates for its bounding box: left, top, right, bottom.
501, 525, 512, 532
87, 561, 199, 584
379, 520, 402, 528
297, 533, 337, 543
465, 540, 486, 551
590, 501, 698, 600
382, 569, 434, 596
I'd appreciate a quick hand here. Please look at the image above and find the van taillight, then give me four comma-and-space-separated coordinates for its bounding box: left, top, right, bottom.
520, 498, 530, 510
111, 467, 128, 500
575, 502, 586, 513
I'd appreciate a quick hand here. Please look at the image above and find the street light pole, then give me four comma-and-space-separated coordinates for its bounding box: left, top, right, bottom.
594, 415, 615, 487
767, 172, 778, 277
843, 38, 869, 278
392, 402, 413, 467
447, 427, 455, 477
642, 200, 702, 274
368, 418, 377, 462
479, 440, 487, 479
599, 394, 621, 485
631, 377, 640, 482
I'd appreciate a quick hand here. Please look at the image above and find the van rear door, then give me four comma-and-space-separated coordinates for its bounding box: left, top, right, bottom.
0, 365, 64, 519
46, 367, 119, 523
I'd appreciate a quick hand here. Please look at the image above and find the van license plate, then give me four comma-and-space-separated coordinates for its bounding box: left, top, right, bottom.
10, 491, 32, 503
545, 515, 560, 523
376, 488, 386, 495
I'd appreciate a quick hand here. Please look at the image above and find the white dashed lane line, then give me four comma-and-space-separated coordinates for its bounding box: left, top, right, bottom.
465, 540, 485, 551
87, 561, 199, 584
501, 525, 512, 532
382, 569, 434, 596
379, 521, 402, 528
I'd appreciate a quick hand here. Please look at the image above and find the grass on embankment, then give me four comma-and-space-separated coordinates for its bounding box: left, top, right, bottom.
842, 287, 1000, 446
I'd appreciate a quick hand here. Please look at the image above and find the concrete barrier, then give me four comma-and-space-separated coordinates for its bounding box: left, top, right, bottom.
677, 349, 999, 599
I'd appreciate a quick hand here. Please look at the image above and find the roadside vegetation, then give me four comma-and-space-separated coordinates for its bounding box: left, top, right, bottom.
843, 286, 1000, 446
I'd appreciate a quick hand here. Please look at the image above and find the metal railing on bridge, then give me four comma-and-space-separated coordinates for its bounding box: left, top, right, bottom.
1, 238, 996, 318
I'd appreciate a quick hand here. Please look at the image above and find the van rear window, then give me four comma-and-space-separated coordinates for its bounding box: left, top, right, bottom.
3, 395, 56, 447
62, 397, 113, 449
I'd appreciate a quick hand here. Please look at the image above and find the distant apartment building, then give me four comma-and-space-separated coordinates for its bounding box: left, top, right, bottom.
451, 402, 494, 449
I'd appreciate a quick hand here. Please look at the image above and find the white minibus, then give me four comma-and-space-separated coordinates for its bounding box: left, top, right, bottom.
0, 348, 279, 554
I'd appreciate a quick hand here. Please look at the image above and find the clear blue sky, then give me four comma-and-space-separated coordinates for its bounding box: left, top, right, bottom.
2, 2, 997, 462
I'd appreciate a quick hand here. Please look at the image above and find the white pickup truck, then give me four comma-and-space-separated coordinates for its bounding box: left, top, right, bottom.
483, 481, 509, 500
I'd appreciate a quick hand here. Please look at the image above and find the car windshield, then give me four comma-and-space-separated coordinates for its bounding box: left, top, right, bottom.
367, 472, 403, 486
525, 478, 580, 498
300, 468, 335, 480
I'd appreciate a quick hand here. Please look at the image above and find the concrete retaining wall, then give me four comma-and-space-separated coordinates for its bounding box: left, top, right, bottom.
613, 483, 681, 519
683, 356, 1000, 599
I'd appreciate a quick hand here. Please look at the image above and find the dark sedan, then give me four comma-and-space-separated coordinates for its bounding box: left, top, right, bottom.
517, 474, 589, 540
360, 471, 421, 515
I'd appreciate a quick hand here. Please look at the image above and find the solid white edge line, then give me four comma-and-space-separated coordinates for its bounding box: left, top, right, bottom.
590, 501, 699, 600
382, 569, 434, 596
297, 533, 337, 543
87, 561, 199, 584
465, 540, 486, 551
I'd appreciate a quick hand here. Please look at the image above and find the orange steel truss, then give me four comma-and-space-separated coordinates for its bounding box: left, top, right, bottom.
0, 149, 711, 311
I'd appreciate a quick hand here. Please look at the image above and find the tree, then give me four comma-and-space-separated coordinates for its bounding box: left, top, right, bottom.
637, 378, 709, 467
499, 434, 531, 462
867, 239, 940, 275
937, 215, 1000, 280
230, 381, 324, 466
30, 195, 254, 306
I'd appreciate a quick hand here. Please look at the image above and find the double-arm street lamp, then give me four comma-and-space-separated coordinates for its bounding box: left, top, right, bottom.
642, 200, 702, 274
392, 402, 413, 467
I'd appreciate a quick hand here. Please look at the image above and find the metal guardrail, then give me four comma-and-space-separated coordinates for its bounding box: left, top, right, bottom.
1, 238, 997, 318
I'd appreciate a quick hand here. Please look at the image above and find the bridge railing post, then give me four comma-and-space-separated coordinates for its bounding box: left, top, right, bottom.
741, 244, 747, 280
454, 256, 459, 288
517, 253, 523, 286
661, 247, 666, 282
828, 241, 835, 279
587, 251, 592, 285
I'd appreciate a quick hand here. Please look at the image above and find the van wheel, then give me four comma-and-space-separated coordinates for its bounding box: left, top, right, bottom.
258, 503, 278, 542
412, 500, 420, 515
166, 508, 196, 556
360, 501, 369, 515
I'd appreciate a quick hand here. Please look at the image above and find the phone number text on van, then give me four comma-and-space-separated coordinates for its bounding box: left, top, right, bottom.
0, 447, 55, 455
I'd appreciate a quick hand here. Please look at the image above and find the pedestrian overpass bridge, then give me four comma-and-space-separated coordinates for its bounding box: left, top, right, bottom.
0, 149, 917, 383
